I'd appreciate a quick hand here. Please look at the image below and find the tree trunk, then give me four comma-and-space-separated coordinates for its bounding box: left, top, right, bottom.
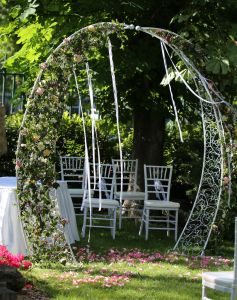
133, 106, 165, 190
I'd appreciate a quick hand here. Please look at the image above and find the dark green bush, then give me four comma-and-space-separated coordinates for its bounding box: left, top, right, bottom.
0, 111, 23, 176
55, 112, 133, 174
0, 111, 133, 177
2, 111, 237, 246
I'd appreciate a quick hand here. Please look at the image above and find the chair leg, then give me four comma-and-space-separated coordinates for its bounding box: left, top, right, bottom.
167, 212, 170, 237
175, 210, 178, 241
231, 287, 237, 300
112, 208, 117, 240
108, 208, 113, 236
145, 209, 149, 240
201, 284, 207, 300
139, 209, 145, 236
119, 203, 122, 229
82, 207, 87, 238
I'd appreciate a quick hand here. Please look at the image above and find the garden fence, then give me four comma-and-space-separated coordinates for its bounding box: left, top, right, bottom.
0, 68, 25, 115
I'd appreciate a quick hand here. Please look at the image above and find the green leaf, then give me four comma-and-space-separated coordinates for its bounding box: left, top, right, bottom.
20, 0, 39, 20
220, 59, 230, 74
16, 23, 42, 44
20, 7, 36, 20
222, 59, 229, 66
227, 43, 237, 64
175, 13, 193, 23
0, 22, 17, 34
206, 59, 221, 74
160, 68, 176, 86
9, 5, 22, 18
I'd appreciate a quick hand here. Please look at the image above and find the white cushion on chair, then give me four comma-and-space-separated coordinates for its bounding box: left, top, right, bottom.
145, 200, 180, 209
115, 191, 145, 200
202, 271, 234, 289
69, 188, 84, 195
83, 198, 119, 208
69, 189, 94, 196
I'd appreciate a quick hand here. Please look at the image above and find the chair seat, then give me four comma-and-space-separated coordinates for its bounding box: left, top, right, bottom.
83, 198, 119, 208
202, 271, 234, 289
115, 191, 145, 201
69, 189, 94, 196
145, 200, 180, 209
68, 188, 84, 195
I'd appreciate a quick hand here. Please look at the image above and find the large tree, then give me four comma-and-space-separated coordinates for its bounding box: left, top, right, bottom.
1, 0, 237, 187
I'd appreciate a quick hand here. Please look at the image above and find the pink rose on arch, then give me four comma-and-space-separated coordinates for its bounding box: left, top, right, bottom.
73, 54, 82, 63
40, 62, 48, 69
16, 160, 23, 170
35, 87, 45, 96
63, 37, 71, 45
223, 176, 230, 185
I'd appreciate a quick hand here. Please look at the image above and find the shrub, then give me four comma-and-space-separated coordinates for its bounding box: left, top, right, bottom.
56, 111, 133, 161
0, 245, 32, 270
0, 111, 133, 177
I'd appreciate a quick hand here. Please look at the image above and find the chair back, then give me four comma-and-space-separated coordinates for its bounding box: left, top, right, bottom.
144, 165, 172, 201
60, 156, 85, 189
87, 163, 116, 200
112, 159, 138, 193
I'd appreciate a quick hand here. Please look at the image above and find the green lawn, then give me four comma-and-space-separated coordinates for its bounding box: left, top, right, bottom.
21, 219, 233, 300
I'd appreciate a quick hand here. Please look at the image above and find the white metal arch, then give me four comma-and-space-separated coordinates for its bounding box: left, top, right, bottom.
16, 22, 230, 259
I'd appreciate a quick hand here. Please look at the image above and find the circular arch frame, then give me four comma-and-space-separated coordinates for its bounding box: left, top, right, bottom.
16, 22, 230, 260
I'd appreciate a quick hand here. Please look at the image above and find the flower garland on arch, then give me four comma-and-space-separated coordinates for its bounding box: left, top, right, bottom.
16, 22, 125, 262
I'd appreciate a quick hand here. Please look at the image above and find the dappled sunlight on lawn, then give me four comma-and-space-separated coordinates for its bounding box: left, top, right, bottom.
20, 220, 233, 299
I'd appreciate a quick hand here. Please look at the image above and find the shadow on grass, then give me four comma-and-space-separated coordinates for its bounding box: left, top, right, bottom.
23, 272, 58, 299
76, 217, 175, 253
73, 217, 234, 270
76, 217, 234, 254
24, 268, 230, 300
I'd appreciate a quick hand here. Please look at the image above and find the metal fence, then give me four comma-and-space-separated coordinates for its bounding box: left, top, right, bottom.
0, 68, 25, 115
0, 68, 100, 118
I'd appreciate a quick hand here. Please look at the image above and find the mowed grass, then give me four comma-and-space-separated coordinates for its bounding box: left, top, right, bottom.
21, 219, 233, 300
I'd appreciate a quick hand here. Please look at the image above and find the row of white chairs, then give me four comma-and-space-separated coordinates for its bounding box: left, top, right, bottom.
60, 156, 180, 240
